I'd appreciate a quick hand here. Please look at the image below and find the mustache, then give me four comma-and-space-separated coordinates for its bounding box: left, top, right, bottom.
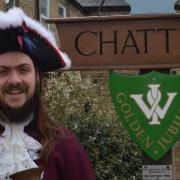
4, 83, 27, 93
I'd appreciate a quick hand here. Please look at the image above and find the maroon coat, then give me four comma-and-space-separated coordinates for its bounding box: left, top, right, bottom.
24, 122, 96, 180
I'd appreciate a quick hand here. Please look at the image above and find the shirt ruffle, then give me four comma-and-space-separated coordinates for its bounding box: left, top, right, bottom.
0, 115, 42, 179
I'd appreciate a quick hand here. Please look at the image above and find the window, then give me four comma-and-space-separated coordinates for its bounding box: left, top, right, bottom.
58, 2, 66, 17
39, 0, 49, 28
4, 0, 15, 10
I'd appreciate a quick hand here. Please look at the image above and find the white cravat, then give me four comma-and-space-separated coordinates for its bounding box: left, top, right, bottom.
0, 115, 42, 180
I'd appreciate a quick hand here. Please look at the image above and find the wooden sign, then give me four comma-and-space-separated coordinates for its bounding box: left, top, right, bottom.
47, 14, 180, 70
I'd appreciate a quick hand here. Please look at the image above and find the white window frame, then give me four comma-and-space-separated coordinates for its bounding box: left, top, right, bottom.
58, 2, 66, 17
40, 0, 49, 29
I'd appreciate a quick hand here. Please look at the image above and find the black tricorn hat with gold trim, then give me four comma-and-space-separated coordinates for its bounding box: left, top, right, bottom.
0, 7, 71, 73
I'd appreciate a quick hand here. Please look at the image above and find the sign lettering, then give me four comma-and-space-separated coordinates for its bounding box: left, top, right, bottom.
48, 14, 180, 70
75, 28, 177, 56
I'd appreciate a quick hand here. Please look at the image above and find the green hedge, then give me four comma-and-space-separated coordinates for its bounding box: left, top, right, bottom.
63, 115, 142, 179
43, 71, 142, 179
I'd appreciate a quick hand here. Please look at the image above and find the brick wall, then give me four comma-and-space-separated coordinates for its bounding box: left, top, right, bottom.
19, 0, 36, 18
49, 0, 59, 17
67, 2, 84, 17
0, 1, 6, 11
0, 0, 36, 18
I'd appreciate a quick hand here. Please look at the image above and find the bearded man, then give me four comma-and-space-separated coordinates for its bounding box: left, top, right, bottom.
0, 7, 96, 180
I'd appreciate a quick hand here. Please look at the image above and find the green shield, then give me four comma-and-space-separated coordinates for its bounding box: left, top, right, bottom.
109, 71, 180, 161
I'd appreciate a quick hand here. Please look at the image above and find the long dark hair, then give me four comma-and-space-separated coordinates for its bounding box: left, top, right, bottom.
34, 68, 63, 164
36, 101, 63, 163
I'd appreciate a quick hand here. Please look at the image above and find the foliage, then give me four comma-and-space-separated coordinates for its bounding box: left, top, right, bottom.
43, 71, 142, 180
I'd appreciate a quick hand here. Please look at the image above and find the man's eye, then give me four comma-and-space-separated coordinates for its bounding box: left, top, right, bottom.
19, 68, 31, 73
0, 69, 8, 75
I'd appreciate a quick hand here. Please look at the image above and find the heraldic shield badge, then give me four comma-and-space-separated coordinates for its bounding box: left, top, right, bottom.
109, 71, 180, 161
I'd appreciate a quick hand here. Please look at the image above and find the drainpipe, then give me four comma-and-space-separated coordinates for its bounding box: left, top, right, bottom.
36, 0, 40, 20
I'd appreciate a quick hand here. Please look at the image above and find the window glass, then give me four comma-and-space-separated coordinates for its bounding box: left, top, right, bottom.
58, 3, 66, 17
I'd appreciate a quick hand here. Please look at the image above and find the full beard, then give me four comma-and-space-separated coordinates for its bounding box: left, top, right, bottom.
0, 81, 40, 123
0, 94, 36, 123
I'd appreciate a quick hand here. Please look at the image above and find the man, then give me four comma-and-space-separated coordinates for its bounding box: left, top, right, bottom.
0, 7, 96, 180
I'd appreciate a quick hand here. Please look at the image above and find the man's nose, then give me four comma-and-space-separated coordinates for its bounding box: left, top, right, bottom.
8, 71, 22, 84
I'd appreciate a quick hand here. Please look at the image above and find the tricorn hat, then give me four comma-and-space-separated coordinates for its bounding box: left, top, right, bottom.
0, 7, 71, 72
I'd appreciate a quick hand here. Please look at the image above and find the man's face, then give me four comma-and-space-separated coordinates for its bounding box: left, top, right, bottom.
0, 52, 36, 109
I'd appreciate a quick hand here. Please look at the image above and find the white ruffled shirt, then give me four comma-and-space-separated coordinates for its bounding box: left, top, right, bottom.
0, 115, 42, 180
